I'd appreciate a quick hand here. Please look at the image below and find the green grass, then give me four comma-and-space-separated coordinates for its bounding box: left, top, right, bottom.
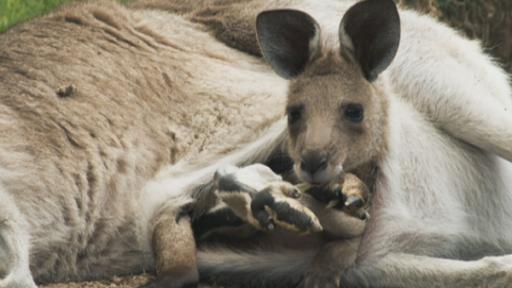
0, 0, 76, 33
0, 0, 132, 33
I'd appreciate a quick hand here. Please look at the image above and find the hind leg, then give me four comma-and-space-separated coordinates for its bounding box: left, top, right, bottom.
0, 188, 36, 288
141, 204, 199, 288
303, 238, 360, 288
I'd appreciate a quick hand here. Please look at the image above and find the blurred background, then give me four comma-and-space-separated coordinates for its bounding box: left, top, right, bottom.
1, 0, 511, 74
400, 0, 511, 73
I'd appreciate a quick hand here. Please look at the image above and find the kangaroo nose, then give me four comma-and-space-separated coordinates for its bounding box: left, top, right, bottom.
300, 153, 328, 176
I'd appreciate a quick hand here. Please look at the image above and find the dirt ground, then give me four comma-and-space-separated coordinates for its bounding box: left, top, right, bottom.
41, 275, 153, 288
41, 275, 219, 288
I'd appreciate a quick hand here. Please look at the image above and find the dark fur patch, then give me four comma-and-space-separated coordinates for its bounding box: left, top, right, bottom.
306, 185, 344, 205
56, 84, 76, 98
272, 202, 314, 232
190, 181, 217, 220
192, 208, 244, 239
265, 152, 294, 175
217, 174, 257, 194
250, 189, 275, 229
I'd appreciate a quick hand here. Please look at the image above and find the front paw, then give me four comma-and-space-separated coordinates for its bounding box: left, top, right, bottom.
214, 164, 323, 233
305, 173, 369, 221
249, 182, 322, 233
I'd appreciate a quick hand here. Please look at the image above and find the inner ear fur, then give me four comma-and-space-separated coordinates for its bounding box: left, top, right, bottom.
339, 0, 401, 82
256, 9, 320, 79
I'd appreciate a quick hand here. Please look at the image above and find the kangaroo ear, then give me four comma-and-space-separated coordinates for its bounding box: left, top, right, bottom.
256, 9, 320, 79
339, 0, 400, 82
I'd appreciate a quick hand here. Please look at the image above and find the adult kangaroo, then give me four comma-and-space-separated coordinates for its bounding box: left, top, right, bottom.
0, 0, 295, 286
167, 0, 512, 287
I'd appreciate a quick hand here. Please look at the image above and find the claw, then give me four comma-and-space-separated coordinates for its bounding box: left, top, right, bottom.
345, 196, 364, 208
267, 220, 275, 231
291, 188, 302, 199
254, 209, 274, 230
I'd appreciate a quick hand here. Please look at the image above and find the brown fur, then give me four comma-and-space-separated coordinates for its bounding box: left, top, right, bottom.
144, 2, 378, 287
151, 214, 198, 287
0, 0, 381, 287
0, 0, 287, 284
287, 53, 389, 173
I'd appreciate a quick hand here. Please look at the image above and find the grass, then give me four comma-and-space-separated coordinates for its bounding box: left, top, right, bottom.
0, 0, 132, 33
0, 0, 76, 33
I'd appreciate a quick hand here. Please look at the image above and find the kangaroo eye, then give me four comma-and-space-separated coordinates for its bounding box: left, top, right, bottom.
287, 105, 304, 125
344, 104, 364, 123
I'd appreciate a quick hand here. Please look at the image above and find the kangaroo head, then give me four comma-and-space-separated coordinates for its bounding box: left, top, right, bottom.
256, 0, 400, 184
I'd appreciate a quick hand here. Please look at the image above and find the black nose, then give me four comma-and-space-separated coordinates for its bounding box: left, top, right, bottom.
300, 152, 328, 176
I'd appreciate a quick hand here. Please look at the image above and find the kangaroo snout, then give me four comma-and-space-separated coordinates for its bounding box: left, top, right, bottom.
301, 152, 327, 175
297, 151, 342, 184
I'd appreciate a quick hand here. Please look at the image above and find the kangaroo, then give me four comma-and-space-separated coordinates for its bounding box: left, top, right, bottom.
0, 1, 367, 287
149, 0, 512, 287
2, 0, 512, 288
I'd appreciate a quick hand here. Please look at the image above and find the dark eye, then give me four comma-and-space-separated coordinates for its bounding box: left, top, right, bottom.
344, 104, 364, 123
287, 105, 304, 125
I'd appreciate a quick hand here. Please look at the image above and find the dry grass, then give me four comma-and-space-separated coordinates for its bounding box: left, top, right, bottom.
40, 275, 217, 288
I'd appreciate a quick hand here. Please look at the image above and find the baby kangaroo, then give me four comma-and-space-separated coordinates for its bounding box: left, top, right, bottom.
186, 1, 397, 287
183, 163, 370, 288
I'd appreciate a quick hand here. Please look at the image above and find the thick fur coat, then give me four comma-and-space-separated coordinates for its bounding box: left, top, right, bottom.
0, 1, 286, 284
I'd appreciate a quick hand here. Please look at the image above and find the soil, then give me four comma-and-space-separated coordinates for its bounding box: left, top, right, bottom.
41, 275, 153, 288
40, 276, 218, 288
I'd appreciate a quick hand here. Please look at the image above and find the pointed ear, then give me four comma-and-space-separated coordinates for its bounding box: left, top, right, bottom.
339, 0, 400, 82
256, 9, 320, 79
